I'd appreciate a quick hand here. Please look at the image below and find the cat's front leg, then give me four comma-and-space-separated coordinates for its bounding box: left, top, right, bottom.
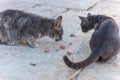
0, 31, 8, 44
5, 29, 18, 46
6, 41, 16, 46
3, 22, 18, 46
0, 30, 16, 45
26, 37, 39, 48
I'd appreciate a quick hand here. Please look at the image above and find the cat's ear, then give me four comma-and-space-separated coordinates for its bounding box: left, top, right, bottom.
87, 13, 92, 17
54, 16, 62, 28
78, 16, 84, 20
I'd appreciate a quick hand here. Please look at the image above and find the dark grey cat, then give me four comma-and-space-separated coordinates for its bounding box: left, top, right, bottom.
0, 9, 63, 48
63, 13, 120, 69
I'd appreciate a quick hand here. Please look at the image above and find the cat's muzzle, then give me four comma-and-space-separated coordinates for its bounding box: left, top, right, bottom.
55, 38, 62, 41
82, 29, 88, 33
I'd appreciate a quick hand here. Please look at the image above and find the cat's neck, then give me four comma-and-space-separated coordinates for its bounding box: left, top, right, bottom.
89, 15, 97, 29
38, 18, 54, 37
93, 15, 109, 30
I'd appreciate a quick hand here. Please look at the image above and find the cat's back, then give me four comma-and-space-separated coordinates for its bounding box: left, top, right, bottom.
98, 18, 119, 36
0, 9, 43, 26
0, 9, 24, 17
0, 9, 41, 20
91, 17, 120, 49
0, 9, 54, 23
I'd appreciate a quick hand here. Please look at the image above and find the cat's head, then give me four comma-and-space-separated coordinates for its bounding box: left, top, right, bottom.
79, 13, 95, 32
50, 16, 63, 41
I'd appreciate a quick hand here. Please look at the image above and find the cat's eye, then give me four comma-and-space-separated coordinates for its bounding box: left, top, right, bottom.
82, 21, 86, 25
52, 30, 56, 34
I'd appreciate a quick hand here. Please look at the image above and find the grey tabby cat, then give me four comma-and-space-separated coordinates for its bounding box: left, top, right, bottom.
63, 13, 120, 69
0, 9, 63, 48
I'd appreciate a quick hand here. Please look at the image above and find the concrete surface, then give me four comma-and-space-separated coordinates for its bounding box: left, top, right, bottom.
0, 0, 120, 80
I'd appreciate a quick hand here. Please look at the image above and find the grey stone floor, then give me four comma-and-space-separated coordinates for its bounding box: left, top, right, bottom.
0, 0, 120, 80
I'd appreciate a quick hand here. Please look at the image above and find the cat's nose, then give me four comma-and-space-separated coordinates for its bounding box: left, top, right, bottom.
56, 39, 62, 41
82, 29, 88, 33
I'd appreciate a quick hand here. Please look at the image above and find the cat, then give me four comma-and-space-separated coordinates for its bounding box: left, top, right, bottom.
63, 13, 120, 69
0, 9, 63, 48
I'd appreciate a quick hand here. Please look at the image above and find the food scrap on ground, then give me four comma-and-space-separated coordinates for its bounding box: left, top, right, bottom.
60, 45, 65, 49
44, 48, 50, 53
70, 33, 76, 37
66, 51, 72, 56
56, 49, 59, 51
69, 42, 72, 45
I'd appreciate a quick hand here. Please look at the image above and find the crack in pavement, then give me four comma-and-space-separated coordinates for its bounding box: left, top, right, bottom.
104, 0, 120, 3
52, 8, 70, 18
86, 0, 120, 11
21, 3, 70, 18
31, 4, 42, 8
86, 0, 102, 11
28, 3, 87, 11
21, 0, 103, 18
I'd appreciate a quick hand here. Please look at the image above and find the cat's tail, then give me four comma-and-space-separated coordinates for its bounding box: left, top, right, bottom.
63, 48, 101, 69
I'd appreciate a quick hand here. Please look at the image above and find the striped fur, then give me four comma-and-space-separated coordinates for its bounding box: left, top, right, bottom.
0, 9, 63, 47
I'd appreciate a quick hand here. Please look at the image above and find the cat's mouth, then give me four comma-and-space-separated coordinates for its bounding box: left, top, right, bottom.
82, 30, 88, 33
55, 39, 62, 41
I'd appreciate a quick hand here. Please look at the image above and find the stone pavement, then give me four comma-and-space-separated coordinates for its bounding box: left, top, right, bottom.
0, 0, 120, 80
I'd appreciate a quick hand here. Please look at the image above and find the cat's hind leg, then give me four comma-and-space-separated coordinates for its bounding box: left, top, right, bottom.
105, 50, 119, 62
97, 50, 119, 63
97, 57, 109, 63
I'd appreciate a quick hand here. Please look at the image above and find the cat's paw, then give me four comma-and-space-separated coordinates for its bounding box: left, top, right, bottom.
29, 43, 39, 48
6, 42, 16, 46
